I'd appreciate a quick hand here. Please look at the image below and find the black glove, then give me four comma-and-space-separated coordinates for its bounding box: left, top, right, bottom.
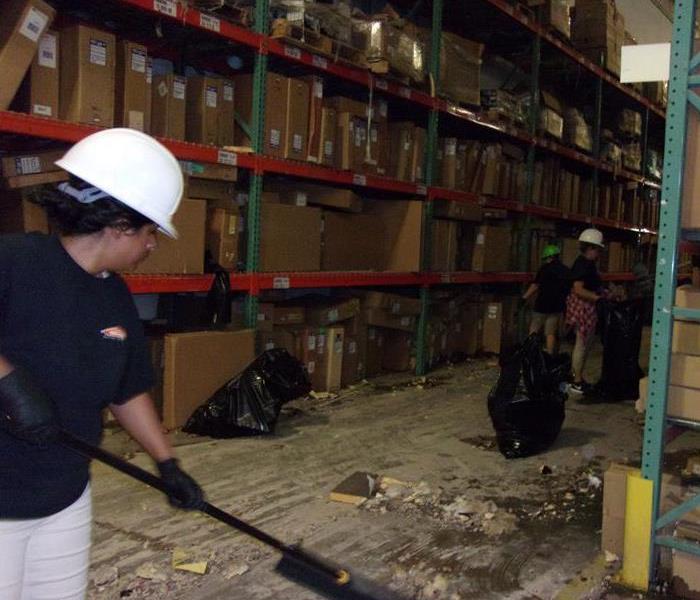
157, 458, 205, 510
0, 368, 59, 444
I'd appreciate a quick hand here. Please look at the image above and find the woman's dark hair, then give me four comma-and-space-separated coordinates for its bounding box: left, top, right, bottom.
31, 176, 153, 235
580, 242, 599, 254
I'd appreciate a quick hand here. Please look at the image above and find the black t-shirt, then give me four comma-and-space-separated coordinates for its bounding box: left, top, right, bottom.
570, 255, 602, 292
534, 260, 572, 314
0, 234, 153, 518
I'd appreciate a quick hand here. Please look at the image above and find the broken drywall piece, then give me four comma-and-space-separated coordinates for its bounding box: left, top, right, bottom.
172, 548, 208, 575
329, 471, 378, 505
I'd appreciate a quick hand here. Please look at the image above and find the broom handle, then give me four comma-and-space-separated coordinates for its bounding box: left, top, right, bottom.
58, 430, 343, 581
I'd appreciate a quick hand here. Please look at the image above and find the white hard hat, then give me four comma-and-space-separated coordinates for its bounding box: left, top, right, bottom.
578, 228, 604, 248
55, 129, 183, 238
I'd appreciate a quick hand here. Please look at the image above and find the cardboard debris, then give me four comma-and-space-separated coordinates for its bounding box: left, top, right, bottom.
329, 471, 378, 506
172, 548, 208, 575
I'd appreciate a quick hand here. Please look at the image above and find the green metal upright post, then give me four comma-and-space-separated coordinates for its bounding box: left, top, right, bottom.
244, 0, 270, 328
415, 0, 442, 376
641, 0, 700, 586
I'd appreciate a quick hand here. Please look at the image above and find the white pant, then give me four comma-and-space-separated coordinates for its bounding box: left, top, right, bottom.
0, 484, 91, 600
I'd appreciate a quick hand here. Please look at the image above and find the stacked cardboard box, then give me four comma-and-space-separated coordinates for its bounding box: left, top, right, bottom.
529, 0, 571, 39
572, 0, 625, 76
12, 29, 60, 118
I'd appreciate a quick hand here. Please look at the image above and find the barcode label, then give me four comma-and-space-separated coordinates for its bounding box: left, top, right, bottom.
328, 309, 339, 322
223, 82, 234, 102
270, 129, 281, 148
32, 104, 52, 116
199, 13, 220, 32
16, 157, 41, 175
307, 335, 316, 351
273, 276, 290, 289
146, 60, 153, 84
38, 33, 57, 69
19, 7, 49, 43
293, 133, 303, 151
324, 140, 333, 158
154, 0, 177, 17
312, 55, 328, 69
205, 86, 218, 108
89, 40, 107, 66
376, 79, 388, 91
352, 174, 367, 186
217, 150, 237, 166
173, 78, 186, 99
131, 48, 147, 73
295, 192, 307, 206
284, 45, 302, 59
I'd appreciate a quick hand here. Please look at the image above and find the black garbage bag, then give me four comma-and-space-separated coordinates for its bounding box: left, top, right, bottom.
596, 300, 644, 401
183, 349, 311, 438
488, 334, 570, 459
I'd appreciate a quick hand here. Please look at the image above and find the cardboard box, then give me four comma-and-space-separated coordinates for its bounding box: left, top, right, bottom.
673, 553, 700, 600
325, 96, 369, 120
540, 0, 570, 38
684, 93, 700, 228
218, 78, 235, 147
301, 75, 323, 162
321, 211, 385, 271
144, 57, 152, 133
260, 204, 321, 271
150, 74, 187, 140
308, 298, 360, 326
365, 326, 385, 377
607, 241, 623, 272
482, 302, 503, 354
382, 330, 413, 372
323, 326, 345, 392
273, 305, 306, 326
601, 463, 640, 557
186, 177, 236, 202
186, 76, 220, 146
638, 377, 700, 422
362, 292, 422, 316
0, 190, 48, 233
319, 107, 337, 167
673, 320, 700, 355
59, 24, 115, 126
254, 303, 274, 333
13, 29, 59, 118
449, 302, 480, 356
388, 122, 414, 182
434, 31, 483, 106
162, 329, 255, 429
267, 182, 362, 213
335, 112, 366, 171
0, 0, 55, 110
441, 138, 458, 189
365, 200, 423, 271
413, 127, 427, 183
341, 335, 361, 387
292, 326, 343, 392
431, 219, 459, 271
364, 308, 415, 332
180, 160, 237, 182
432, 199, 482, 221
235, 72, 288, 157
114, 41, 148, 130
206, 207, 238, 270
0, 148, 64, 177
471, 225, 512, 272
257, 328, 296, 354
131, 199, 206, 274
2, 170, 67, 189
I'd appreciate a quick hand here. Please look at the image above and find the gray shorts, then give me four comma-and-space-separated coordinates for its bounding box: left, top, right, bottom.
530, 312, 563, 336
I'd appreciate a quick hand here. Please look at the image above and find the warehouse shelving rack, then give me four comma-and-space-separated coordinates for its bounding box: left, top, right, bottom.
637, 0, 700, 589
0, 0, 665, 375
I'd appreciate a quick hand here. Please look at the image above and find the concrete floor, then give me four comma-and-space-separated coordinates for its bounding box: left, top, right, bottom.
86, 335, 697, 600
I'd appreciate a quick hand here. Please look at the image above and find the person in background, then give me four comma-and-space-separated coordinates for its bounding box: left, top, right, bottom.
566, 228, 605, 395
521, 244, 571, 354
0, 129, 204, 600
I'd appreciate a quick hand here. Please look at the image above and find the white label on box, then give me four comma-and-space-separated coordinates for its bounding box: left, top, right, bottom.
307, 360, 315, 374
371, 128, 378, 143
128, 110, 144, 130
368, 328, 376, 340
312, 80, 323, 99
354, 127, 363, 147
206, 86, 218, 108
403, 141, 411, 151
32, 104, 52, 116
328, 309, 339, 322
157, 81, 168, 97
334, 340, 343, 354
146, 62, 153, 84
295, 192, 307, 206
173, 78, 186, 99
488, 305, 498, 319
273, 276, 289, 289
476, 233, 485, 245
228, 215, 237, 235
217, 150, 237, 166
154, 0, 177, 17
324, 140, 334, 157
417, 184, 427, 196
236, 192, 248, 206
38, 33, 57, 69
352, 174, 366, 186
270, 129, 281, 148
320, 219, 325, 233
200, 13, 221, 33
223, 82, 234, 102
131, 48, 147, 72
265, 342, 275, 351
379, 100, 388, 118
307, 335, 316, 351
376, 79, 388, 91
400, 317, 410, 326
348, 341, 357, 354
445, 139, 457, 156
257, 313, 266, 321
399, 87, 411, 99
284, 45, 302, 60
16, 156, 41, 175
312, 55, 328, 70
293, 133, 303, 152
391, 302, 401, 314
317, 335, 326, 352
20, 7, 49, 43
89, 40, 108, 66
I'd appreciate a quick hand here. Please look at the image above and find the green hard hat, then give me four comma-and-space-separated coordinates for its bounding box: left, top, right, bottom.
542, 244, 560, 260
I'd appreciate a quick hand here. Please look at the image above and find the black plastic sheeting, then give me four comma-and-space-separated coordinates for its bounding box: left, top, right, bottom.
488, 334, 571, 459
596, 300, 644, 402
183, 349, 311, 438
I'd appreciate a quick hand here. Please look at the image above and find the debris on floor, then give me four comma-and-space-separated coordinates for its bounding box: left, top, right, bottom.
329, 471, 378, 505
172, 547, 208, 575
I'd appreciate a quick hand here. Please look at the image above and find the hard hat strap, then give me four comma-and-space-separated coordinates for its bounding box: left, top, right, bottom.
58, 182, 110, 204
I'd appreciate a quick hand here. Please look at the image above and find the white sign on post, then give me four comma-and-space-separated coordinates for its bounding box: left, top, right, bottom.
620, 43, 671, 83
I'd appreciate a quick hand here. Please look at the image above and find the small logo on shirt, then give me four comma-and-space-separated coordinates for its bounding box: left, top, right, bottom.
100, 326, 127, 342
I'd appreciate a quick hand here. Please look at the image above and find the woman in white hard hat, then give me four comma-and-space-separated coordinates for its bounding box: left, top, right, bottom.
566, 228, 605, 394
0, 129, 203, 599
